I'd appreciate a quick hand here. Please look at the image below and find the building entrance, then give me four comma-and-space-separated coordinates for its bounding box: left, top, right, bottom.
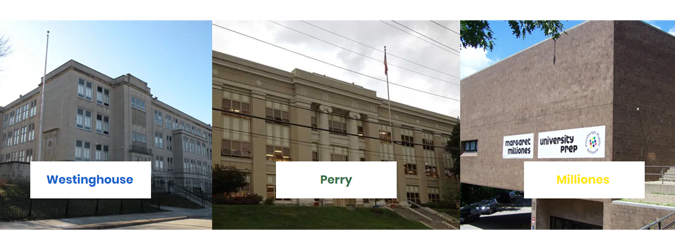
550, 216, 602, 229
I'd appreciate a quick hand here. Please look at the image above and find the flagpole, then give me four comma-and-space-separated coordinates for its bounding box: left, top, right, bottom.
37, 30, 49, 161
385, 46, 393, 140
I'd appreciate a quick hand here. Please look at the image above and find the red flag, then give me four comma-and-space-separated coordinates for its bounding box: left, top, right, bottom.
384, 49, 388, 76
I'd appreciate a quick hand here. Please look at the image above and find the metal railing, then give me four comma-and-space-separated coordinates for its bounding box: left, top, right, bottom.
0, 195, 163, 222
640, 211, 675, 230
169, 183, 212, 207
645, 166, 675, 184
129, 142, 152, 155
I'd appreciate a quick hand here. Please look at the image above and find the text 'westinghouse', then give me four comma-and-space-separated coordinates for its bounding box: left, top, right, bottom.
47, 174, 134, 187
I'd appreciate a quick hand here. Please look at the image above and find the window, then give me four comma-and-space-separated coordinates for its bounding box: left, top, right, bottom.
166, 136, 172, 150
96, 114, 110, 135
6, 132, 11, 147
358, 126, 364, 137
167, 158, 173, 172
15, 107, 22, 123
422, 139, 434, 150
406, 186, 420, 203
131, 96, 146, 112
13, 129, 19, 145
428, 187, 440, 203
196, 142, 201, 156
154, 110, 162, 126
30, 100, 37, 117
95, 145, 109, 161
266, 174, 276, 199
190, 139, 195, 153
404, 163, 417, 175
312, 151, 318, 161
28, 124, 35, 141
76, 108, 92, 131
401, 135, 415, 147
265, 101, 289, 124
329, 116, 347, 134
173, 119, 178, 130
9, 111, 14, 126
165, 115, 171, 129
155, 156, 164, 171
3, 114, 7, 128
223, 98, 250, 115
425, 165, 438, 178
311, 115, 317, 130
266, 146, 291, 161
222, 139, 251, 158
379, 130, 392, 142
26, 149, 33, 162
76, 140, 83, 161
20, 126, 26, 143
78, 79, 93, 100
330, 146, 348, 161
132, 132, 146, 143
155, 132, 163, 148
97, 86, 110, 106
22, 104, 28, 120
463, 140, 477, 152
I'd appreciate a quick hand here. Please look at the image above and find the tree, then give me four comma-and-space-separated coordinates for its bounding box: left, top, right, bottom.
446, 123, 460, 179
460, 21, 566, 51
212, 164, 248, 197
0, 34, 11, 58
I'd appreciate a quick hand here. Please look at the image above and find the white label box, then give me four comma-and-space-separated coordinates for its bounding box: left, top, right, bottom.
503, 133, 534, 159
276, 161, 397, 199
524, 161, 644, 199
30, 161, 151, 199
538, 125, 606, 159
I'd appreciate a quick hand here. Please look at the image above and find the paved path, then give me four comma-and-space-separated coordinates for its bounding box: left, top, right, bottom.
0, 206, 211, 230
110, 216, 212, 230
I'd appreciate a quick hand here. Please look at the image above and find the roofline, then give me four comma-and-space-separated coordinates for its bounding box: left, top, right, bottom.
151, 99, 212, 129
461, 20, 590, 81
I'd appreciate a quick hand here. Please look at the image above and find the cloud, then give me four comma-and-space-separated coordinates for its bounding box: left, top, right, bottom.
669, 27, 675, 36
213, 20, 461, 117
644, 20, 661, 29
459, 47, 495, 79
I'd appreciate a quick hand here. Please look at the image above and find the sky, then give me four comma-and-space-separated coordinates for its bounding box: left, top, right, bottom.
460, 20, 675, 79
0, 21, 212, 124
212, 20, 461, 118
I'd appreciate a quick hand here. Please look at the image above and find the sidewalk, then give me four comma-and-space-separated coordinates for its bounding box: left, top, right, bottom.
0, 206, 212, 230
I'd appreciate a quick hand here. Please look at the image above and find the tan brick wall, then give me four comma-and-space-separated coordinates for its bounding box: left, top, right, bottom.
608, 202, 675, 229
612, 21, 675, 181
460, 21, 616, 191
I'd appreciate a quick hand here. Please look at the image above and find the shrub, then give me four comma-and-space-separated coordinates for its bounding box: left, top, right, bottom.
264, 197, 275, 205
213, 193, 264, 205
369, 208, 384, 214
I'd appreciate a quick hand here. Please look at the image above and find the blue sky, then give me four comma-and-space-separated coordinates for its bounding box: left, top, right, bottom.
460, 20, 675, 79
0, 21, 212, 124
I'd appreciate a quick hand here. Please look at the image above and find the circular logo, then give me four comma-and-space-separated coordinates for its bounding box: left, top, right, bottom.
585, 131, 601, 154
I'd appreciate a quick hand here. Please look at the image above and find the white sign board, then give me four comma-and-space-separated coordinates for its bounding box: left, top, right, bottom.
503, 133, 534, 159
276, 161, 397, 199
537, 126, 605, 159
524, 161, 644, 199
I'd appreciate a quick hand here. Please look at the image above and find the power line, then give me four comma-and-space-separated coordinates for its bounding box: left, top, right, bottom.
299, 21, 459, 79
269, 21, 458, 86
391, 20, 460, 53
430, 20, 460, 35
212, 23, 460, 102
379, 21, 459, 56
213, 86, 458, 132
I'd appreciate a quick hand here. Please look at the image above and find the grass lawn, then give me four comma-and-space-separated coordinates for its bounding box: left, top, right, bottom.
213, 205, 430, 229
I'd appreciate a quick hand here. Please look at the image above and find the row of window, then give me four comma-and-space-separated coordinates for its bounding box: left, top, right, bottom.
76, 107, 110, 135
406, 186, 441, 203
78, 79, 110, 107
2, 124, 36, 148
182, 136, 211, 158
182, 158, 210, 176
0, 149, 34, 163
2, 100, 37, 128
154, 156, 173, 172
155, 109, 211, 141
74, 140, 109, 161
